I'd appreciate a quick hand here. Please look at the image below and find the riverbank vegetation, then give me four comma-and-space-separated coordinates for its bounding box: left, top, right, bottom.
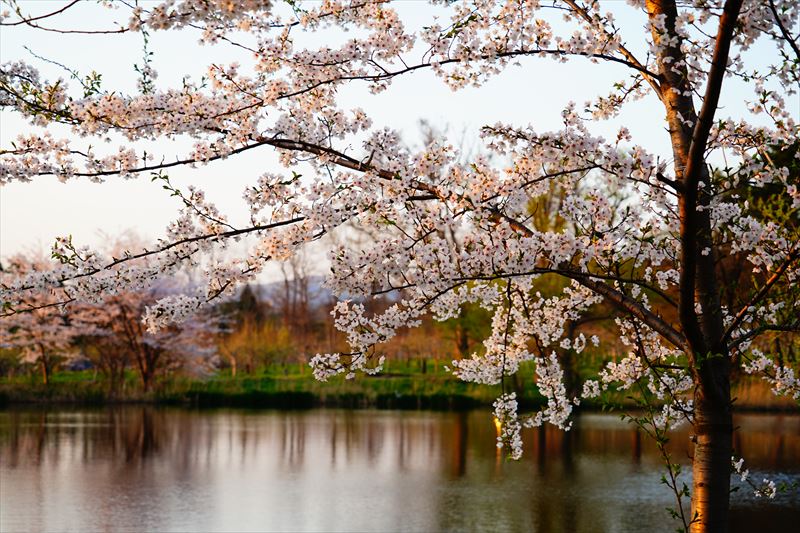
1, 248, 797, 412
1, 353, 794, 412
1, 364, 794, 411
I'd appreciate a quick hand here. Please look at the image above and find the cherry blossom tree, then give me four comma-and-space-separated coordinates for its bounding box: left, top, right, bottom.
1, 248, 221, 392
1, 1, 798, 531
78, 280, 221, 393
1, 299, 75, 385
0, 254, 89, 384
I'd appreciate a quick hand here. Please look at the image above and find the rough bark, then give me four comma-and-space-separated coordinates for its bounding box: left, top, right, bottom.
692, 358, 734, 532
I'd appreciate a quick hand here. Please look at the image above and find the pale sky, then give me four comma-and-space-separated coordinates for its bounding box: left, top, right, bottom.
0, 1, 783, 280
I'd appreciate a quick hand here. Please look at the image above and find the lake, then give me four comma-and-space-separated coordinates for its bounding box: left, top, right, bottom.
1, 408, 798, 532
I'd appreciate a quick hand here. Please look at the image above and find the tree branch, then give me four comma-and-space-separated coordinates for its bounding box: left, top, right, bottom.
562, 0, 663, 98
768, 0, 800, 61
722, 247, 800, 343
0, 0, 81, 26
683, 0, 744, 192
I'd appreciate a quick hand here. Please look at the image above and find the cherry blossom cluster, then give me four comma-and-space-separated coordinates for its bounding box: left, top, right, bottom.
741, 349, 800, 401
450, 283, 599, 385
581, 318, 694, 432
731, 456, 778, 500
492, 392, 526, 460
492, 353, 573, 459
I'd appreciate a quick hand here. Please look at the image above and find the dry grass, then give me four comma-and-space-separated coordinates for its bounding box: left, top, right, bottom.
732, 376, 798, 411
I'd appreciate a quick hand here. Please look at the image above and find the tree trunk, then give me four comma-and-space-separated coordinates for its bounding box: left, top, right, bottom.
690, 346, 733, 533
643, 0, 743, 525
40, 359, 50, 386
140, 362, 153, 393
221, 347, 237, 378
37, 345, 50, 386
691, 390, 733, 532
455, 325, 469, 359
108, 373, 119, 399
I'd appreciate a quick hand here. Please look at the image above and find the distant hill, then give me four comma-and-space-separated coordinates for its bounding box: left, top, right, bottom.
236, 276, 333, 307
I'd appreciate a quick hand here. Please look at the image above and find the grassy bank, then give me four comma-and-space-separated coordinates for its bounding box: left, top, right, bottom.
0, 360, 539, 409
0, 360, 796, 412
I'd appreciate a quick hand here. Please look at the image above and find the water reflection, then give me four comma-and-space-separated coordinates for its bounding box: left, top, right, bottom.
1, 408, 798, 532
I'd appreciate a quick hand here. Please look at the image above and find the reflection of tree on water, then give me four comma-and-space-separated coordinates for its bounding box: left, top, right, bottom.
1, 410, 798, 471
120, 408, 160, 463
1, 409, 798, 533
773, 433, 785, 468
632, 427, 642, 465
397, 416, 407, 471
0, 410, 45, 467
365, 417, 382, 466
329, 413, 337, 468
562, 420, 577, 475
450, 411, 468, 478
279, 415, 306, 471
528, 423, 577, 477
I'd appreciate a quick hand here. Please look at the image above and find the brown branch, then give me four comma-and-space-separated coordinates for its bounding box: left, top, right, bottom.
729, 321, 800, 350
0, 0, 129, 37
7, 47, 662, 141
768, 0, 800, 61
11, 126, 686, 356
0, 0, 81, 26
3, 217, 307, 297
722, 247, 800, 343
273, 48, 662, 102
79, 215, 305, 274
9, 21, 128, 35
562, 0, 663, 98
656, 0, 743, 354
454, 268, 678, 309
683, 0, 744, 192
559, 273, 688, 351
0, 297, 75, 317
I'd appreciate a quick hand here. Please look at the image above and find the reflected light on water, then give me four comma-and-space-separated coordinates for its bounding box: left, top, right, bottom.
0, 408, 798, 532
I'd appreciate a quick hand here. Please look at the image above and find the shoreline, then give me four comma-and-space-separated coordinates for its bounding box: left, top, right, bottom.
1, 365, 796, 413
1, 386, 796, 413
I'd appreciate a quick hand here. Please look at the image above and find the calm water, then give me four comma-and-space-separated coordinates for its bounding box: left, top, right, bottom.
0, 409, 798, 533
